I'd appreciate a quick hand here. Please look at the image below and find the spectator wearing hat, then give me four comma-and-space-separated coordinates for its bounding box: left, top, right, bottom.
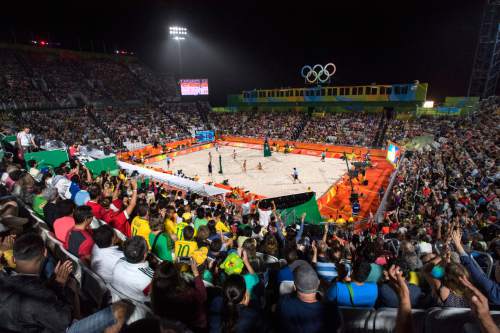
278, 260, 340, 333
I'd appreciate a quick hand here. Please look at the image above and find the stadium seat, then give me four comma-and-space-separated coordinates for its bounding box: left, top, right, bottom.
338, 307, 374, 333
370, 308, 426, 333
50, 239, 83, 284
470, 251, 494, 277
424, 308, 500, 333
107, 284, 153, 324
80, 265, 111, 312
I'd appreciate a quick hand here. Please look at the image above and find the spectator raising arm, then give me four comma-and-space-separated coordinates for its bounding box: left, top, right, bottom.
388, 264, 413, 333
125, 180, 138, 217
452, 229, 500, 305
460, 276, 500, 333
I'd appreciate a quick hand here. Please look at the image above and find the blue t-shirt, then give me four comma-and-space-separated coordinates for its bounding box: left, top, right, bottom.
277, 266, 294, 284
278, 294, 340, 333
327, 282, 378, 308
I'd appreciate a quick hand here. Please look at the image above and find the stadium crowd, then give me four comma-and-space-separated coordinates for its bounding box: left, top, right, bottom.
299, 112, 380, 146
0, 98, 498, 332
0, 49, 48, 107
93, 106, 192, 150
0, 46, 181, 110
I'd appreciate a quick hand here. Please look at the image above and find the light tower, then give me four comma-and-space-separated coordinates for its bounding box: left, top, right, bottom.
468, 1, 500, 99
169, 26, 188, 76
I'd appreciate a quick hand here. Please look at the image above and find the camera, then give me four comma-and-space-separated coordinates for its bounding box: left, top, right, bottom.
177, 256, 191, 265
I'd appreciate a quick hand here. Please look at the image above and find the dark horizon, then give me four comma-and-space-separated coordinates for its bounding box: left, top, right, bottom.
0, 0, 486, 105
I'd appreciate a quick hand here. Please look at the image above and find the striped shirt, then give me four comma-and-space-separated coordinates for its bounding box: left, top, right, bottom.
315, 261, 338, 282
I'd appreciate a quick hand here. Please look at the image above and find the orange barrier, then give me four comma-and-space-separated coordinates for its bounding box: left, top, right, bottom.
117, 138, 196, 160
221, 135, 387, 158
143, 143, 214, 164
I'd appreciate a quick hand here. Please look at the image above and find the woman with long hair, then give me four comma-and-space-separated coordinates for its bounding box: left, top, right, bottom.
209, 274, 269, 333
151, 260, 207, 332
422, 254, 470, 307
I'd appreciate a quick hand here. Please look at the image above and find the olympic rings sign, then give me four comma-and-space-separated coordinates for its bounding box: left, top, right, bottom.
300, 63, 337, 84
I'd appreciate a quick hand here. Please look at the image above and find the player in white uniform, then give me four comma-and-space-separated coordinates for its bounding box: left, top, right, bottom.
292, 167, 301, 184
17, 127, 37, 154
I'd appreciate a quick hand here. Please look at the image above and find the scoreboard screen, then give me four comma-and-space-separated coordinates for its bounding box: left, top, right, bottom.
179, 79, 209, 96
195, 130, 215, 143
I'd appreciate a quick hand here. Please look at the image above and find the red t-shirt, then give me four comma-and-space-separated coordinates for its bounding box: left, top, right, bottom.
103, 209, 131, 237
69, 146, 77, 158
86, 201, 106, 220
53, 216, 76, 242
64, 228, 94, 258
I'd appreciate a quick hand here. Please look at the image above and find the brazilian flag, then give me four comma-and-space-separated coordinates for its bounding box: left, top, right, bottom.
260, 192, 322, 225
263, 139, 272, 157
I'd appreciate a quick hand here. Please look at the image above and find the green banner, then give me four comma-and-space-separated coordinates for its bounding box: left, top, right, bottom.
1, 135, 16, 146
84, 156, 119, 177
24, 149, 69, 170
261, 192, 322, 225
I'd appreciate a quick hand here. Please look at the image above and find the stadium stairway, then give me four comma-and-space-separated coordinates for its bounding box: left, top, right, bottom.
160, 106, 192, 136
196, 101, 211, 129
86, 108, 121, 148
371, 114, 386, 148
290, 111, 312, 141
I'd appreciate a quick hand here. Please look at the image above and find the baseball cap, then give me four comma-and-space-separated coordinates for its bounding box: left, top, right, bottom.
417, 242, 433, 255
290, 260, 319, 294
74, 190, 90, 206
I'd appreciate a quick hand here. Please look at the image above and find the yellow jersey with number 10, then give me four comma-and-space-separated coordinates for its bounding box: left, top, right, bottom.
174, 240, 198, 258
131, 216, 151, 248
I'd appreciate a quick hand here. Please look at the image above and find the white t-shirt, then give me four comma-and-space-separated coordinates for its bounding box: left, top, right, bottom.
17, 131, 33, 147
91, 245, 124, 283
111, 258, 153, 302
242, 201, 253, 216
258, 208, 272, 228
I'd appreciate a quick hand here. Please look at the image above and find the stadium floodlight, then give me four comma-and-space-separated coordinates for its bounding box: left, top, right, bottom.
169, 26, 188, 75
169, 26, 188, 39
423, 101, 434, 108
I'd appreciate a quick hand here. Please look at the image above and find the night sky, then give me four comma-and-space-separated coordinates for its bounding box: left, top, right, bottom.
0, 0, 486, 105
